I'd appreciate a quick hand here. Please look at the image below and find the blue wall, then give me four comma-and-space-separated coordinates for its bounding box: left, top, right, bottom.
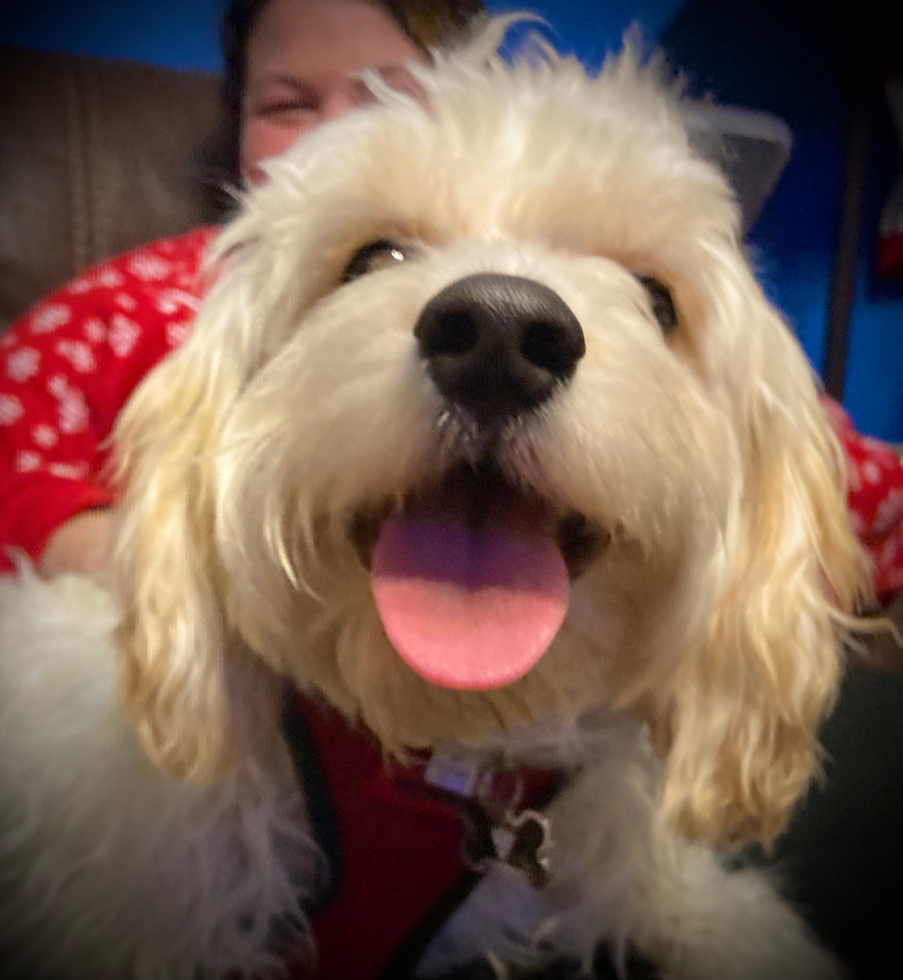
660, 0, 902, 442
2, 0, 900, 438
0, 1, 681, 70
1, 0, 222, 70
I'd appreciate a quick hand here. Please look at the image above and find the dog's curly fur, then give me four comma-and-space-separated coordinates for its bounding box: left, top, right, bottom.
0, 17, 871, 980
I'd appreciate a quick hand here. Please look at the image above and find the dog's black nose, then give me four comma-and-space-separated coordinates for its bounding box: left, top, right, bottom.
415, 273, 585, 423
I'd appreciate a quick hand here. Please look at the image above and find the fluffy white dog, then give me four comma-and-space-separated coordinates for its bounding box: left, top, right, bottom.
0, 18, 869, 980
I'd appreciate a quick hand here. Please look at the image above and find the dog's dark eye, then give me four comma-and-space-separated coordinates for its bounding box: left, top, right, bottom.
638, 276, 678, 333
342, 240, 413, 283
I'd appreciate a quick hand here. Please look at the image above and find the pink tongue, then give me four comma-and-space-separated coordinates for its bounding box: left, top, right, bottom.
370, 518, 568, 690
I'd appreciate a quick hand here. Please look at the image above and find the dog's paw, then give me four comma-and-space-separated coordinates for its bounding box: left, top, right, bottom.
655, 868, 843, 980
622, 844, 842, 980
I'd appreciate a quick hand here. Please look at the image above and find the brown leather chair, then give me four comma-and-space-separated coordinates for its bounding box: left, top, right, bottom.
0, 43, 798, 328
0, 46, 220, 330
0, 43, 801, 331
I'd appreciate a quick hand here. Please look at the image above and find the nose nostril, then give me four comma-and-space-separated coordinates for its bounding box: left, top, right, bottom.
421, 311, 479, 358
520, 320, 577, 377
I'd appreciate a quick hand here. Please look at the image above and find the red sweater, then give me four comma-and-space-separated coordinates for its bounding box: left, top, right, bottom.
0, 227, 215, 567
2, 228, 902, 597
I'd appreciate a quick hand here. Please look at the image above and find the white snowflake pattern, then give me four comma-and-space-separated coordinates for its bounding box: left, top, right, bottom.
128, 254, 171, 281
109, 314, 140, 358
48, 461, 89, 480
46, 375, 88, 434
83, 318, 106, 343
30, 303, 71, 334
97, 268, 124, 289
156, 288, 200, 317
55, 339, 96, 373
0, 394, 24, 425
6, 347, 40, 382
166, 321, 191, 348
59, 390, 88, 434
114, 292, 138, 311
862, 461, 883, 485
15, 450, 41, 473
32, 424, 58, 448
68, 277, 94, 295
47, 374, 68, 399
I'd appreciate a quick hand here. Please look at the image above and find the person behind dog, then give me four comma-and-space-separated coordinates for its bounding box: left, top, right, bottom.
0, 0, 901, 605
0, 0, 476, 575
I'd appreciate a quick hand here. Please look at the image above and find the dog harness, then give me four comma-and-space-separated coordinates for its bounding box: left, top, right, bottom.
282, 696, 565, 979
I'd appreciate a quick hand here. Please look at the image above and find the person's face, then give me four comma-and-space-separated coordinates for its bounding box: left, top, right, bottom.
241, 0, 425, 185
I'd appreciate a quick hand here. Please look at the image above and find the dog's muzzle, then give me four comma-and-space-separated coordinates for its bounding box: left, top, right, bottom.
415, 273, 585, 425
355, 278, 597, 694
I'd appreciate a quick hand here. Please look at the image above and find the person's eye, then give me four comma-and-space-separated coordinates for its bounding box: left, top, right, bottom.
342, 240, 417, 283
257, 99, 316, 118
376, 66, 423, 98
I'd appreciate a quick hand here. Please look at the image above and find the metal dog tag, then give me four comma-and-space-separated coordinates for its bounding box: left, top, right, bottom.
492, 810, 551, 888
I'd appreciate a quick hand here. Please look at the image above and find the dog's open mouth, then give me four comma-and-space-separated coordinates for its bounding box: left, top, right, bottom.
351, 464, 608, 692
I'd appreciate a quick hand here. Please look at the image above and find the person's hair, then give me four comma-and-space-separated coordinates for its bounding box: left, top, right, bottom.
202, 0, 485, 218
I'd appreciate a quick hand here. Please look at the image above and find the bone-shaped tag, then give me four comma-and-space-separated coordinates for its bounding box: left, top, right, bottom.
491, 810, 551, 888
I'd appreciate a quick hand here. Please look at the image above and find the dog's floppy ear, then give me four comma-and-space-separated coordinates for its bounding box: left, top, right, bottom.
660, 271, 871, 847
112, 236, 283, 783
